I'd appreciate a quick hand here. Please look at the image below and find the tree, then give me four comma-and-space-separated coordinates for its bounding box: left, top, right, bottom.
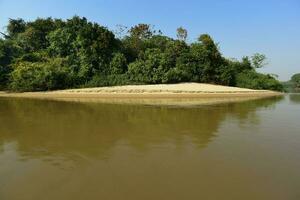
109, 53, 127, 74
145, 35, 172, 51
251, 53, 267, 68
7, 18, 61, 52
128, 48, 168, 83
236, 71, 283, 91
197, 34, 224, 82
122, 24, 156, 61
0, 17, 284, 91
10, 58, 72, 91
291, 73, 300, 88
17, 27, 44, 52
0, 39, 22, 89
47, 16, 118, 83
7, 18, 26, 37
129, 24, 154, 40
176, 27, 188, 41
0, 31, 9, 39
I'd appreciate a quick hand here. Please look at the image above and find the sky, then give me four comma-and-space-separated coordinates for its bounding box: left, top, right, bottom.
0, 0, 299, 81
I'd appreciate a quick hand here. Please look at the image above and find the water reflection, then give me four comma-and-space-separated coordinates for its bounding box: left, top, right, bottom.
0, 96, 282, 164
2, 96, 293, 200
289, 94, 300, 104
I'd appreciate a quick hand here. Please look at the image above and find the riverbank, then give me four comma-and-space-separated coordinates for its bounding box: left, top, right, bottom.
0, 83, 283, 105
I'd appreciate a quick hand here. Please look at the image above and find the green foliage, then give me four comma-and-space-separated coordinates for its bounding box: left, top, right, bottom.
0, 64, 11, 90
176, 27, 188, 41
7, 18, 26, 37
47, 16, 118, 83
128, 48, 168, 84
165, 67, 190, 83
10, 58, 72, 91
0, 16, 283, 92
145, 35, 172, 51
84, 74, 130, 88
197, 34, 224, 82
291, 73, 300, 88
0, 39, 21, 66
129, 24, 154, 40
283, 73, 300, 92
215, 65, 236, 86
236, 71, 283, 91
251, 53, 267, 68
0, 39, 22, 89
122, 24, 159, 61
16, 27, 45, 52
109, 53, 127, 74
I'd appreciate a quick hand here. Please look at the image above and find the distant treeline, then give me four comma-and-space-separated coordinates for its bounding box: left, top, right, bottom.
282, 73, 300, 92
0, 16, 283, 91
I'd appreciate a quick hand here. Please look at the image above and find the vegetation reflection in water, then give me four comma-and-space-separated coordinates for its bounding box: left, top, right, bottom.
0, 97, 282, 161
289, 93, 300, 104
1, 96, 300, 200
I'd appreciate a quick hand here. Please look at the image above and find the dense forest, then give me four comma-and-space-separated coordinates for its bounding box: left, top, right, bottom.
0, 16, 283, 92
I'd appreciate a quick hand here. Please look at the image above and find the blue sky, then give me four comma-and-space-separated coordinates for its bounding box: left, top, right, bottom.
0, 0, 299, 81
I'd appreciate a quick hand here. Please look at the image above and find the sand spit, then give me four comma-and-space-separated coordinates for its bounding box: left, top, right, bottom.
0, 83, 283, 106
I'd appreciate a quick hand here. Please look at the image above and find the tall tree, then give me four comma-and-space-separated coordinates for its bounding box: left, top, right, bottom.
251, 53, 267, 68
123, 24, 155, 61
197, 34, 223, 82
47, 16, 117, 81
6, 18, 26, 37
176, 27, 188, 41
129, 24, 154, 40
0, 39, 21, 88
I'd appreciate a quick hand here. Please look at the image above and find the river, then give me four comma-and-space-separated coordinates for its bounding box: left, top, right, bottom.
0, 94, 299, 200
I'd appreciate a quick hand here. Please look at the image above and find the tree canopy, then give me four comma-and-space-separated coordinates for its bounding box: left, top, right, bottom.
291, 73, 300, 88
282, 73, 300, 92
0, 16, 283, 91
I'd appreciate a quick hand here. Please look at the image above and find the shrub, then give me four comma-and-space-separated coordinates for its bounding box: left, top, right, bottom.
236, 71, 283, 91
127, 49, 168, 84
84, 74, 130, 88
0, 65, 12, 90
165, 67, 190, 83
10, 58, 72, 91
109, 53, 127, 74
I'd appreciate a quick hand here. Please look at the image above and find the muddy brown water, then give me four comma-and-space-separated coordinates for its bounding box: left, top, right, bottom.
0, 95, 299, 200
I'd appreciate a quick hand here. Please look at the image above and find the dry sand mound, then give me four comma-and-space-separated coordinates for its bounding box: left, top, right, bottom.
60, 83, 268, 94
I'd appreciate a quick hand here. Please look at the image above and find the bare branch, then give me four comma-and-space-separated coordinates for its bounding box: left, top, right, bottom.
0, 31, 10, 39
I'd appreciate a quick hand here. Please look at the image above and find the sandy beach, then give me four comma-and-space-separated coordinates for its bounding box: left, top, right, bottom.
0, 83, 283, 105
